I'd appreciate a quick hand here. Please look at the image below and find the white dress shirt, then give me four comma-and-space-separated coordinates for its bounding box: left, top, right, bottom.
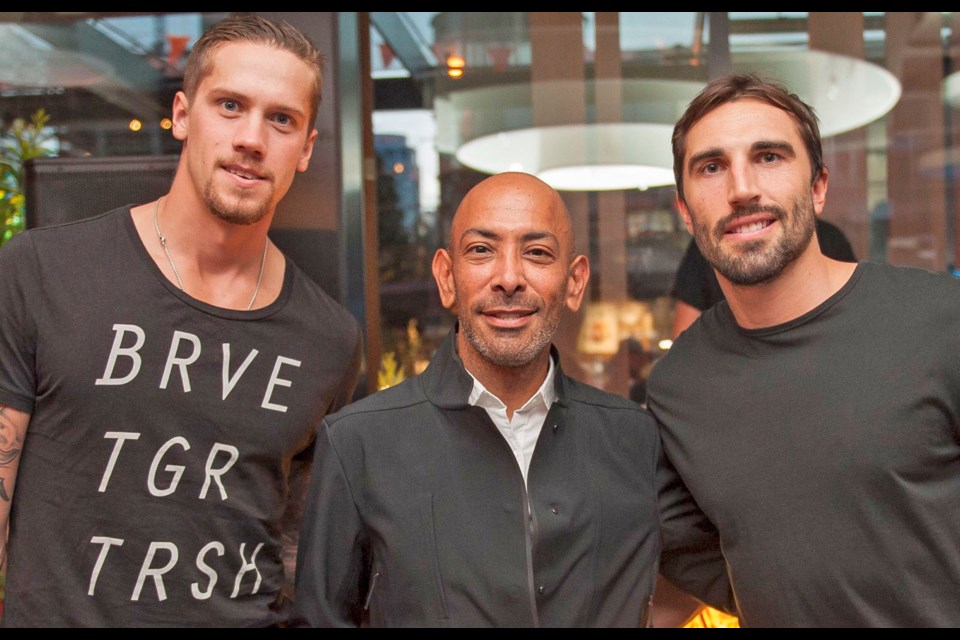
466, 356, 557, 487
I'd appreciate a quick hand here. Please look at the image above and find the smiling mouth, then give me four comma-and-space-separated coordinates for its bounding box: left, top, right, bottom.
227, 169, 260, 180
481, 308, 536, 328
223, 165, 264, 181
727, 219, 773, 235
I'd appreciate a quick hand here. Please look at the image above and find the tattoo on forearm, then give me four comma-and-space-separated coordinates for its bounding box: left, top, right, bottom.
1, 404, 23, 502
0, 404, 23, 449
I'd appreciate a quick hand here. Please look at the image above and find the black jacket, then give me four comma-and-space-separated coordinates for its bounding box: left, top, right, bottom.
292, 328, 730, 627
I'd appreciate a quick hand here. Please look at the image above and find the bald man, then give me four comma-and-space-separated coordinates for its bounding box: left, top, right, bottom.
290, 172, 731, 627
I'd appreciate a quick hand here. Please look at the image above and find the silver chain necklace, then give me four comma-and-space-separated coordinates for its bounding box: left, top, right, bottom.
153, 197, 268, 311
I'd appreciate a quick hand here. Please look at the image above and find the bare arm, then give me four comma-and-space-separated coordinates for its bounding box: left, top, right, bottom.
672, 299, 703, 340
0, 403, 30, 573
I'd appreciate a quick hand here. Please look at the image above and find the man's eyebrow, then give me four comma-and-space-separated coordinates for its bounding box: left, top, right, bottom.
460, 227, 499, 242
687, 147, 724, 173
752, 140, 796, 157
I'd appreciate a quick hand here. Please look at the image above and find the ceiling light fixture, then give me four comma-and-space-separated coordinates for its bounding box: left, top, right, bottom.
438, 48, 901, 191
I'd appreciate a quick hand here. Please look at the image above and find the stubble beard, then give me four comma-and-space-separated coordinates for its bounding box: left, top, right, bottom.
202, 173, 272, 226
459, 296, 562, 368
693, 198, 816, 286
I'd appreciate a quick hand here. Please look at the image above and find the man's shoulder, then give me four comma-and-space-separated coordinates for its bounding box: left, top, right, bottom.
563, 373, 653, 418
28, 206, 126, 236
862, 260, 960, 290
284, 261, 362, 331
325, 376, 429, 427
646, 325, 716, 390
858, 262, 960, 317
0, 208, 126, 265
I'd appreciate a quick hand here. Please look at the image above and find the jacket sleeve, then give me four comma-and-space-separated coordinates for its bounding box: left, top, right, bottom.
289, 418, 368, 627
655, 437, 737, 616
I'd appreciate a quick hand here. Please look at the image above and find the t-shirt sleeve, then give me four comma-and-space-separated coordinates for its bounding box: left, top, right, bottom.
656, 436, 736, 615
0, 233, 40, 413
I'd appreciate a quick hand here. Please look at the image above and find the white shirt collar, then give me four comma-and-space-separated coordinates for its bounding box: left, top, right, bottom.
465, 354, 557, 486
466, 353, 557, 411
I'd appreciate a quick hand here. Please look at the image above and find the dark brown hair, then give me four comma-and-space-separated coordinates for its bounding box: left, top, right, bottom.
672, 72, 824, 202
182, 14, 325, 126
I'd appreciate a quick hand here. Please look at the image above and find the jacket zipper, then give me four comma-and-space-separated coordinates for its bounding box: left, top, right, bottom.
520, 482, 540, 627
363, 570, 380, 610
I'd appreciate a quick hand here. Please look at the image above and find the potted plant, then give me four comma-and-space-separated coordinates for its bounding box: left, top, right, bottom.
1, 109, 57, 247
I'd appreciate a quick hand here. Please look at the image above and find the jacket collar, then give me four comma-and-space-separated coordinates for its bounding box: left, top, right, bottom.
422, 324, 571, 410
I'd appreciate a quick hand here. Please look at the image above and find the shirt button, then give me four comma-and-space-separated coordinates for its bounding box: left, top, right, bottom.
538, 584, 545, 595
551, 424, 558, 432
551, 505, 560, 515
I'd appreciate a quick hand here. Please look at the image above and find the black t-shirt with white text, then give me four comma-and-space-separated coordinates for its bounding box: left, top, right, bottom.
0, 208, 362, 627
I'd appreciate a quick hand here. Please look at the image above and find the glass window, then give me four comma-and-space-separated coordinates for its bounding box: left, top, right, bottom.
371, 12, 960, 403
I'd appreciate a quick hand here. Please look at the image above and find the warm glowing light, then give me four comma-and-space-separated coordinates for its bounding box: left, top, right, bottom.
658, 339, 673, 351
683, 606, 740, 628
160, 118, 172, 130
128, 119, 142, 132
392, 162, 405, 174
445, 53, 465, 79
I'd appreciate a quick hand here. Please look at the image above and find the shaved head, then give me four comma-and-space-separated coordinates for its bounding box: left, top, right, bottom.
433, 171, 589, 375
450, 172, 577, 262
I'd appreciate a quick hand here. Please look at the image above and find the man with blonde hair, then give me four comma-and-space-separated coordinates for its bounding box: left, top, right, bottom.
0, 14, 361, 627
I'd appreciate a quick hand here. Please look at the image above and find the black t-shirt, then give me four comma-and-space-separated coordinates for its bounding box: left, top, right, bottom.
0, 208, 363, 627
648, 261, 960, 626
672, 218, 857, 311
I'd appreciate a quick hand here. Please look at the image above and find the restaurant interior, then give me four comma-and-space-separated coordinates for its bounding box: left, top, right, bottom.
1, 12, 959, 627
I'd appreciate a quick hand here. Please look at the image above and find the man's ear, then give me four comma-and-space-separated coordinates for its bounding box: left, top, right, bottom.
171, 91, 189, 142
432, 248, 457, 311
812, 166, 829, 216
564, 255, 590, 313
677, 193, 694, 236
297, 128, 319, 173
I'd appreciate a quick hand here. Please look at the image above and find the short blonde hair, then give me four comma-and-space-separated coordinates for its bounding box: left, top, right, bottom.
183, 14, 325, 126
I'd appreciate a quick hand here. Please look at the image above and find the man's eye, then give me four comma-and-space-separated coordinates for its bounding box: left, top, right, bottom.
223, 100, 238, 112
276, 114, 291, 126
702, 162, 719, 174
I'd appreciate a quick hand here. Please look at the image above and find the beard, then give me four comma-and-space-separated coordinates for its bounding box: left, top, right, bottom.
692, 197, 816, 286
202, 163, 274, 226
459, 294, 562, 368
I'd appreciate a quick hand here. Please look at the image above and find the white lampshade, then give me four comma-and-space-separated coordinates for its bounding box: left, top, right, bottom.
733, 47, 901, 138
456, 122, 676, 191
438, 47, 901, 191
